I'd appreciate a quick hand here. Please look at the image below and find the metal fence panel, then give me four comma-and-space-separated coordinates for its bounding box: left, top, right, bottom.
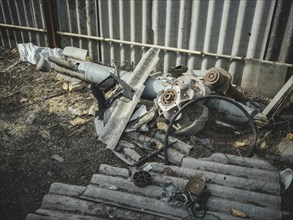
265, 0, 293, 64
55, 0, 100, 61
0, 0, 292, 83
0, 0, 47, 47
97, 0, 152, 67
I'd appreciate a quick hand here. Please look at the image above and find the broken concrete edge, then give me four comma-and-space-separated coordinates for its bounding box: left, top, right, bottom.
263, 75, 293, 117
99, 84, 145, 150
98, 48, 160, 152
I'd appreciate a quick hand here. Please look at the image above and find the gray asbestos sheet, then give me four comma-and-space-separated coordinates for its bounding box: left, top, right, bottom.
26, 153, 282, 220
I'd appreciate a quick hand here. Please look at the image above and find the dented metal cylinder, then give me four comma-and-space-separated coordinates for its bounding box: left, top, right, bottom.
51, 59, 166, 99
79, 62, 166, 99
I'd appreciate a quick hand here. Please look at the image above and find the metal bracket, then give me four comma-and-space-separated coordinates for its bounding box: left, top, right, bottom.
109, 70, 135, 100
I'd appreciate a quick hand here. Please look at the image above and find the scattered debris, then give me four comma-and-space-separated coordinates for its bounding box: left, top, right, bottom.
233, 140, 250, 148
98, 48, 160, 153
157, 75, 209, 122
167, 65, 188, 78
215, 120, 236, 131
133, 171, 152, 187
0, 59, 21, 72
277, 138, 293, 163
113, 147, 141, 165
42, 46, 281, 162
27, 153, 283, 220
6, 44, 292, 219
280, 168, 293, 193
258, 140, 269, 150
17, 42, 62, 67
55, 73, 81, 83
43, 91, 67, 100
129, 104, 147, 122
68, 107, 87, 116
143, 164, 153, 172
88, 104, 98, 116
263, 75, 293, 117
185, 173, 205, 195
203, 67, 232, 94
117, 139, 135, 149
36, 56, 50, 72
68, 81, 84, 91
20, 98, 28, 103
25, 112, 36, 124
161, 182, 177, 204
50, 154, 64, 163
156, 121, 168, 131
287, 133, 293, 140
68, 117, 89, 126
62, 46, 88, 61
62, 81, 84, 92
196, 138, 213, 149
231, 208, 247, 218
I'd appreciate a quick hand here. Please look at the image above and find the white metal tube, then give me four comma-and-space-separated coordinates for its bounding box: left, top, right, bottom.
1, 23, 291, 67
0, 23, 46, 33
56, 31, 293, 67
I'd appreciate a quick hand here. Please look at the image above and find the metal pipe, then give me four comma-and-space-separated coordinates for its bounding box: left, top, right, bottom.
0, 23, 47, 33
51, 63, 85, 80
48, 56, 76, 69
51, 60, 166, 99
56, 31, 293, 68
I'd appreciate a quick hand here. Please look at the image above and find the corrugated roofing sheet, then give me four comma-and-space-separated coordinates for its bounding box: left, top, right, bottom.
26, 153, 282, 220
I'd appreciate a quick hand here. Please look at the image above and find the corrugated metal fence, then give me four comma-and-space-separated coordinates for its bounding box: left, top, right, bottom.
0, 0, 292, 83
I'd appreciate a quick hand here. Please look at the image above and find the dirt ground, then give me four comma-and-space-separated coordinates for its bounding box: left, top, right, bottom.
0, 47, 125, 220
0, 47, 292, 220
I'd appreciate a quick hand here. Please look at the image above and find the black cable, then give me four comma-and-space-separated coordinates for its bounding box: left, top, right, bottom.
163, 95, 258, 164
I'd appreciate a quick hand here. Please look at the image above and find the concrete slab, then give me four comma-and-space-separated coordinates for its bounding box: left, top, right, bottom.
277, 138, 293, 163
241, 60, 287, 98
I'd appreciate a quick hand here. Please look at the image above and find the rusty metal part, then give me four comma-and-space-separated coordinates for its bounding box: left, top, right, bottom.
160, 88, 177, 106
133, 171, 152, 187
157, 75, 210, 122
185, 173, 205, 195
163, 167, 174, 176
203, 67, 232, 94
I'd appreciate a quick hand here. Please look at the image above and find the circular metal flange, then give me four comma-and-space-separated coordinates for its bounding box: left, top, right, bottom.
160, 88, 177, 106
133, 171, 152, 187
204, 70, 221, 85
